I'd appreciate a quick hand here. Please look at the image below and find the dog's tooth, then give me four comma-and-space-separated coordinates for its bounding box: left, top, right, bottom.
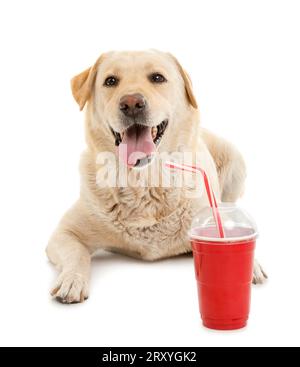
151, 127, 158, 139
154, 135, 161, 144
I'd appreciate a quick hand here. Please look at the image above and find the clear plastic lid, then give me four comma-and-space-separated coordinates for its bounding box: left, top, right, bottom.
189, 203, 258, 242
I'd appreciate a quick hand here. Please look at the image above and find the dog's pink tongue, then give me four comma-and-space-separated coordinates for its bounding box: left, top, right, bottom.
118, 125, 156, 166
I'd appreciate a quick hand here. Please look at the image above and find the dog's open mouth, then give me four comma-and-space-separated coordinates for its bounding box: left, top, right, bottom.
110, 120, 168, 167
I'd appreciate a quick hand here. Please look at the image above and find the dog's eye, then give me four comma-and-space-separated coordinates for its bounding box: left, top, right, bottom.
104, 76, 119, 87
149, 73, 167, 84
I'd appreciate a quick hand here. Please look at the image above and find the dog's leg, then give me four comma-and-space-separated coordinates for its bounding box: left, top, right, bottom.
46, 231, 91, 303
202, 128, 267, 284
46, 203, 93, 303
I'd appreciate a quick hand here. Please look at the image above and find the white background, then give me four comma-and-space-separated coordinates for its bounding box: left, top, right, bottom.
0, 0, 299, 347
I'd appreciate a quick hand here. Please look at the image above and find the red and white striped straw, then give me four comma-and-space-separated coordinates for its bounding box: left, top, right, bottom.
165, 161, 225, 238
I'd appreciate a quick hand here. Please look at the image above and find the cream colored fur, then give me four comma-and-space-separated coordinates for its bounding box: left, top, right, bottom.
46, 50, 266, 303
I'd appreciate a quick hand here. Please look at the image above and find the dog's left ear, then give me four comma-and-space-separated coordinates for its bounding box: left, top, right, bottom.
168, 54, 198, 109
71, 55, 103, 111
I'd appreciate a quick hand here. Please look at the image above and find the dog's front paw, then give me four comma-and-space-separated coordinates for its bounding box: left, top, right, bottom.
252, 259, 268, 285
50, 271, 89, 304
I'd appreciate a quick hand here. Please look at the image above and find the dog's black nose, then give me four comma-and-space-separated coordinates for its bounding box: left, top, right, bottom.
119, 94, 146, 117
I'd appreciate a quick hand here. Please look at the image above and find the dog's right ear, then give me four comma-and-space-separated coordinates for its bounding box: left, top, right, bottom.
71, 56, 103, 111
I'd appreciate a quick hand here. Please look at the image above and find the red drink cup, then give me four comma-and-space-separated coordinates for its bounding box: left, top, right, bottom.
190, 205, 257, 330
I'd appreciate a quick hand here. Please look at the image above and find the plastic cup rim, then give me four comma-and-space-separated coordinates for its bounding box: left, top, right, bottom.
189, 228, 258, 243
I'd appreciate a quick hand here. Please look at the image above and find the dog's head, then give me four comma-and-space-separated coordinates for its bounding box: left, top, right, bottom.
71, 50, 198, 167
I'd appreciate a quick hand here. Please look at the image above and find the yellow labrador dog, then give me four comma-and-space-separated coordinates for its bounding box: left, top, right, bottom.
47, 50, 267, 303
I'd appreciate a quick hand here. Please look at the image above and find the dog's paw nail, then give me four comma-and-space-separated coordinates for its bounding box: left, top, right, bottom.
50, 271, 89, 304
